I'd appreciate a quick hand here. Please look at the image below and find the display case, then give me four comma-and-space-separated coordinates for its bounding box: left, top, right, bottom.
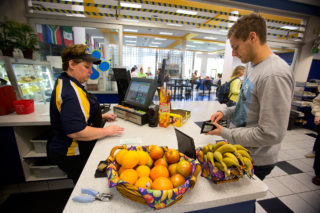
0, 56, 54, 103
291, 81, 319, 129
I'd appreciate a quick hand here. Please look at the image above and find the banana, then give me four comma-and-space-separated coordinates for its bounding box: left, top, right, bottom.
223, 157, 240, 168
242, 157, 253, 177
214, 141, 226, 151
202, 145, 209, 154
223, 157, 243, 176
215, 161, 230, 176
204, 154, 208, 164
207, 143, 214, 152
223, 152, 239, 165
237, 150, 252, 162
215, 144, 236, 154
213, 151, 223, 163
160, 190, 168, 201
234, 144, 250, 153
206, 152, 215, 167
233, 151, 245, 167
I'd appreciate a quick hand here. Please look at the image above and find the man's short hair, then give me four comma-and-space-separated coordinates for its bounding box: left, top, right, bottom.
228, 13, 267, 44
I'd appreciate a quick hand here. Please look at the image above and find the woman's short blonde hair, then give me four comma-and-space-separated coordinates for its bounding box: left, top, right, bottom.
232, 65, 246, 77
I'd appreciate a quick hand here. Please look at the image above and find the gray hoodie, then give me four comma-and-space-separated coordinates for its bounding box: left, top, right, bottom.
220, 54, 295, 166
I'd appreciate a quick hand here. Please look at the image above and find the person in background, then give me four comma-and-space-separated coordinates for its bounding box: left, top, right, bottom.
47, 44, 124, 184
214, 73, 222, 87
138, 67, 147, 78
130, 67, 138, 78
207, 13, 295, 180
310, 91, 320, 185
191, 70, 201, 90
0, 78, 8, 86
305, 86, 320, 158
203, 76, 214, 92
227, 65, 246, 107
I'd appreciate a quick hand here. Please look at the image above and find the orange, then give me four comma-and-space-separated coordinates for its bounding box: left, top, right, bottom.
121, 151, 139, 169
154, 157, 168, 167
136, 165, 150, 178
137, 151, 149, 165
135, 176, 153, 189
118, 166, 126, 175
151, 177, 173, 190
120, 169, 138, 185
149, 145, 164, 160
150, 165, 169, 181
170, 173, 186, 188
115, 149, 128, 165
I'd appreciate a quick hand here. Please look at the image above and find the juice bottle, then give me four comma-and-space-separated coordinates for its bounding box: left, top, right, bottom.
158, 87, 171, 128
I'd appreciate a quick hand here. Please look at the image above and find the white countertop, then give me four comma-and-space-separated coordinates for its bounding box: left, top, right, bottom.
0, 104, 50, 126
63, 101, 268, 213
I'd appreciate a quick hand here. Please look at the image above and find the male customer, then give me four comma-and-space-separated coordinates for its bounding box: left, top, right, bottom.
207, 13, 295, 180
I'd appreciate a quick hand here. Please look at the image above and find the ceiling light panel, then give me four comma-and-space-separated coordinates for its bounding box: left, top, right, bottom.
204, 37, 217, 40
120, 2, 142, 8
124, 29, 138, 32
155, 38, 167, 40
176, 9, 197, 15
124, 35, 137, 38
160, 32, 173, 35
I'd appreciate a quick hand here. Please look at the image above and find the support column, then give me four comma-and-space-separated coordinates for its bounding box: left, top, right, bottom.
293, 16, 320, 82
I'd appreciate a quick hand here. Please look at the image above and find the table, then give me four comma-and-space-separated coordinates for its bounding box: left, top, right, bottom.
63, 101, 268, 213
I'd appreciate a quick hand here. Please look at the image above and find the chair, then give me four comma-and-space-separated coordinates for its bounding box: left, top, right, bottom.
183, 79, 193, 97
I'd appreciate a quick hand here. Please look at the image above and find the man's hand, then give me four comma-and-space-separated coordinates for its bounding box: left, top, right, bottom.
210, 111, 224, 123
205, 122, 223, 136
315, 116, 320, 125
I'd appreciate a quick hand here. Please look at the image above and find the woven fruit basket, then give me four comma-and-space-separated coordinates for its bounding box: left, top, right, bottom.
105, 145, 200, 209
196, 140, 254, 184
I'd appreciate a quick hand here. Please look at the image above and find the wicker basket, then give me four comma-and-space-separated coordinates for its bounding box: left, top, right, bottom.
106, 145, 200, 209
196, 141, 254, 184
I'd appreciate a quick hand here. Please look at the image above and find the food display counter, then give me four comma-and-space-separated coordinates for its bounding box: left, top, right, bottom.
63, 101, 268, 213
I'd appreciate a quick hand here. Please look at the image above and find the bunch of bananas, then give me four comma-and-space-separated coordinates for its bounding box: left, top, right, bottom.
198, 141, 253, 178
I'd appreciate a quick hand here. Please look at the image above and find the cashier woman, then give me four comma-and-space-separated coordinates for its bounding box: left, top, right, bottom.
47, 44, 124, 184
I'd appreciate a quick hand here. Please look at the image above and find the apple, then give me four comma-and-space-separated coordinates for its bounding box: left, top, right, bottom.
154, 157, 168, 167
176, 160, 192, 177
165, 149, 180, 164
168, 163, 178, 176
146, 155, 153, 168
170, 173, 186, 188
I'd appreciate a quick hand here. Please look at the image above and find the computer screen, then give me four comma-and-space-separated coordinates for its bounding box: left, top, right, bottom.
124, 77, 157, 110
174, 128, 196, 159
113, 68, 131, 104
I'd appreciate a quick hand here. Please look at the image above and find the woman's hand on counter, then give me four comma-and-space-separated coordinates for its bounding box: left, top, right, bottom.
104, 125, 124, 136
102, 113, 117, 122
67, 125, 124, 141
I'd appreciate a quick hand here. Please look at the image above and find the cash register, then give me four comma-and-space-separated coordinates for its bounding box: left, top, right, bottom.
113, 77, 157, 125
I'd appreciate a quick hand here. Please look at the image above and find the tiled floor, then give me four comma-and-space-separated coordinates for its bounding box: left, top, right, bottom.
1, 89, 320, 212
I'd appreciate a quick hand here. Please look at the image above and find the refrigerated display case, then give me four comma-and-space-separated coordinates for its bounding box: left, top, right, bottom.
0, 56, 54, 103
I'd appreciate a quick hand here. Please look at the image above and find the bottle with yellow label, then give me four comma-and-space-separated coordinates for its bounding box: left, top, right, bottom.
158, 87, 171, 128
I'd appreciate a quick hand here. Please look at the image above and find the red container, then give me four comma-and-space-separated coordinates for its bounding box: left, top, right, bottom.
0, 85, 17, 115
13, 99, 34, 114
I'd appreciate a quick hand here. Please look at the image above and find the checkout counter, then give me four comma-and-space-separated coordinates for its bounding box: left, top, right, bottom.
63, 101, 268, 213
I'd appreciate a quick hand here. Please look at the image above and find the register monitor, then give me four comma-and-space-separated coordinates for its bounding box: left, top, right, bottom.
123, 77, 157, 111
113, 68, 131, 104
